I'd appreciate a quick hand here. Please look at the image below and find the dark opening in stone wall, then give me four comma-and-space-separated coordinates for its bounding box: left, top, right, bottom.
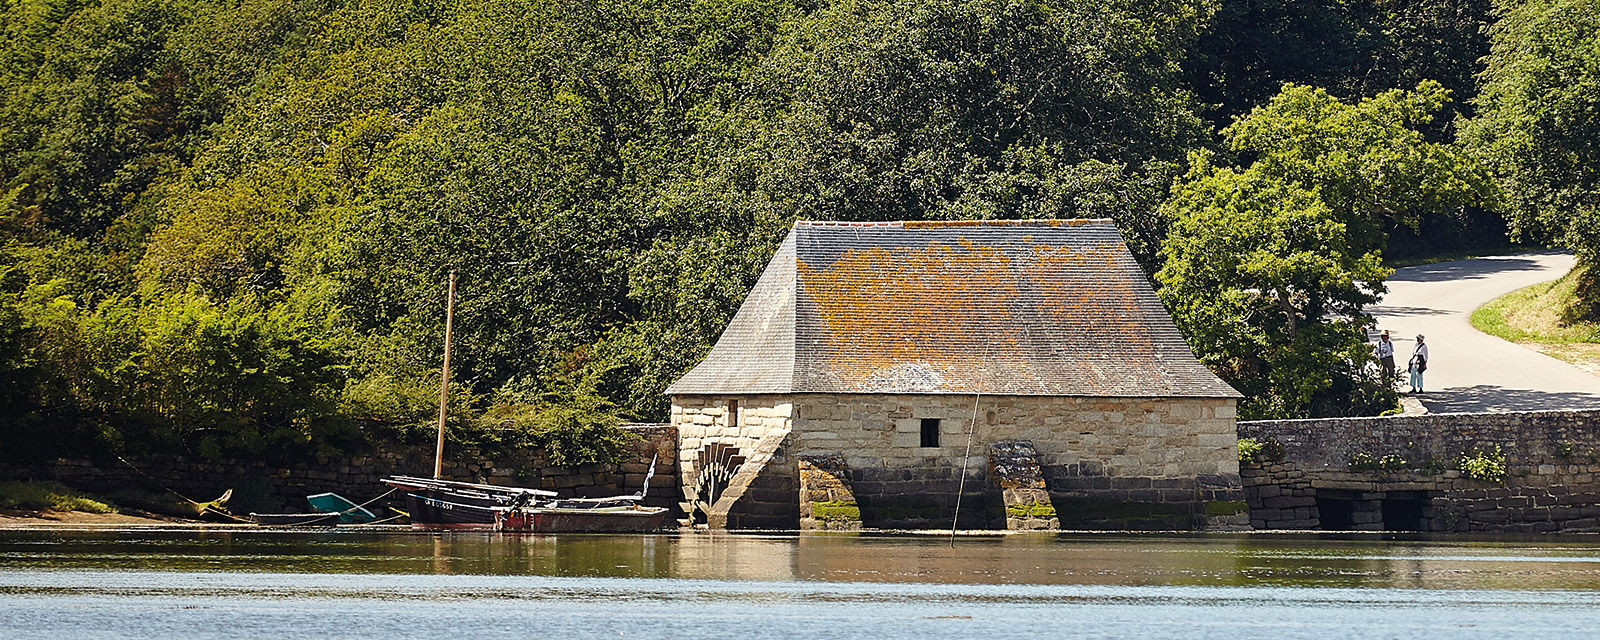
920, 418, 941, 448
1382, 492, 1430, 531
1316, 494, 1356, 530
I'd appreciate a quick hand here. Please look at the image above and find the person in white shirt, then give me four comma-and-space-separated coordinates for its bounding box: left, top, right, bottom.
1408, 335, 1430, 394
1374, 330, 1395, 382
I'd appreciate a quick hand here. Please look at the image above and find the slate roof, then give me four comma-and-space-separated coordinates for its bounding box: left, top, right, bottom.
666, 220, 1241, 398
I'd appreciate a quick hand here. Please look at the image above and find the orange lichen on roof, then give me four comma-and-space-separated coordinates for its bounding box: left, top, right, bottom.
796, 240, 1028, 391
902, 219, 1108, 229
1023, 242, 1160, 379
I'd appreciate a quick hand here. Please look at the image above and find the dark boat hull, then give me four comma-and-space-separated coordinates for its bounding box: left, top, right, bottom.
387, 480, 671, 533
499, 507, 672, 533
402, 489, 501, 527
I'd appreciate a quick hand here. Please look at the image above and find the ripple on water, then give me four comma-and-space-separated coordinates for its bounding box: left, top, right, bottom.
3, 531, 1600, 638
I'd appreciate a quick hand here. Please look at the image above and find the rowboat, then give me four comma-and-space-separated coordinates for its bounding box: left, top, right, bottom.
250, 492, 379, 526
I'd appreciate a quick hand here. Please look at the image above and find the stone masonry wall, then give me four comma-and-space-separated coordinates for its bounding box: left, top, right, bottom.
989, 441, 1059, 530
672, 395, 796, 528
1239, 410, 1600, 532
0, 425, 679, 518
799, 454, 861, 530
791, 394, 1245, 530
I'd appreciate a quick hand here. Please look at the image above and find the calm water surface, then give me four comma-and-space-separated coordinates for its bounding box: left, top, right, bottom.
3, 529, 1600, 638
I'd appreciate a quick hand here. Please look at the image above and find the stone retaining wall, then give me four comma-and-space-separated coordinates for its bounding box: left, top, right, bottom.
1239, 410, 1600, 532
0, 425, 680, 518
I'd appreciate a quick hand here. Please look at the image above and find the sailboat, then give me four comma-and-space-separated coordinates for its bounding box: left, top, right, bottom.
383, 271, 671, 533
383, 455, 670, 532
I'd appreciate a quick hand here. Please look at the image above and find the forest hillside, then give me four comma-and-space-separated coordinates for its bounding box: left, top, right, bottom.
2, 0, 1596, 460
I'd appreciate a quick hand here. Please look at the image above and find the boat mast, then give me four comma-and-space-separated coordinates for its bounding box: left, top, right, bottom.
434, 270, 457, 479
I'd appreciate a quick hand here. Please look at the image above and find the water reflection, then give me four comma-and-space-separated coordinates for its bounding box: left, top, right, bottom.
3, 529, 1600, 590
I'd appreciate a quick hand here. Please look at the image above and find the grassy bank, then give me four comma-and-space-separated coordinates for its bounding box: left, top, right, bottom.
1470, 266, 1600, 374
0, 481, 116, 514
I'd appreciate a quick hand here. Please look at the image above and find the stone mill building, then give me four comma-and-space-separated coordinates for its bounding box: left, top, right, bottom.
666, 219, 1245, 530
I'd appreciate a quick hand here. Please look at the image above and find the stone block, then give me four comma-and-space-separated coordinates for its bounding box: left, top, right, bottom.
1473, 510, 1510, 524
1198, 433, 1236, 449
1110, 476, 1152, 490
890, 433, 923, 448
1562, 518, 1599, 531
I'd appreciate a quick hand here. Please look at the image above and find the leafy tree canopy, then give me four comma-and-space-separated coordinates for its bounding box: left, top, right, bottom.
1159, 82, 1493, 419
0, 0, 1566, 456
1461, 0, 1600, 317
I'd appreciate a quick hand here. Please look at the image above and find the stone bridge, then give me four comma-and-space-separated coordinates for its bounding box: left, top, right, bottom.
1238, 410, 1600, 532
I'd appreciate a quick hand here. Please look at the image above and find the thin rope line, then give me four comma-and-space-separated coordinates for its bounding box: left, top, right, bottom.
950, 388, 982, 546
951, 335, 1001, 545
116, 455, 252, 523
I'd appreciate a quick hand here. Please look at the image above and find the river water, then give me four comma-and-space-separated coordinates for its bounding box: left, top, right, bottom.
3, 529, 1600, 638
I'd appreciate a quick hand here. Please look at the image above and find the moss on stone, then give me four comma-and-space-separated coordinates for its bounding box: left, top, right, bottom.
1005, 502, 1058, 517
810, 500, 861, 521
1204, 500, 1248, 515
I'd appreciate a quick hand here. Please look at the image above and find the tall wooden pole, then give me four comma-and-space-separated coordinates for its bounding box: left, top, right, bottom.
433, 270, 457, 479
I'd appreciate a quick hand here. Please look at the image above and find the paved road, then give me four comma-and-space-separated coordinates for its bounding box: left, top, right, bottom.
1369, 251, 1600, 413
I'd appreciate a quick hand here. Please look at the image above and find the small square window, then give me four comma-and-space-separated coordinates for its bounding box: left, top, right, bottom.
920, 418, 940, 448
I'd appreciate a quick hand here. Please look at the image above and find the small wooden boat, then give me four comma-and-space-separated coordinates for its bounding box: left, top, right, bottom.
384, 456, 671, 533
383, 476, 554, 529
496, 504, 673, 533
250, 492, 378, 526
307, 492, 377, 523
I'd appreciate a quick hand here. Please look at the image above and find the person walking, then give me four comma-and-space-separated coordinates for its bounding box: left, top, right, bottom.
1374, 330, 1396, 383
1408, 334, 1429, 394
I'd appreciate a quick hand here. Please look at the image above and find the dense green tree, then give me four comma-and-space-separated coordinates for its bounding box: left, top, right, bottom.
0, 0, 1546, 458
1158, 157, 1394, 418
1159, 82, 1493, 419
0, 0, 321, 239
1461, 0, 1600, 318
686, 0, 1213, 264
1184, 0, 1494, 138
1224, 81, 1496, 253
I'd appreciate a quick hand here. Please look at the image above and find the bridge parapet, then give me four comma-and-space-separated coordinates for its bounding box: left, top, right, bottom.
1238, 410, 1600, 532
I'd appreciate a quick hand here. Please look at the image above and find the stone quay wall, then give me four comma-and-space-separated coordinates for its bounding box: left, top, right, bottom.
673, 393, 1246, 531
1238, 410, 1600, 532
0, 425, 680, 517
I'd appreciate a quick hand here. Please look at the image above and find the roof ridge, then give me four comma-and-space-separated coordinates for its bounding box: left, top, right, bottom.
793, 219, 1113, 228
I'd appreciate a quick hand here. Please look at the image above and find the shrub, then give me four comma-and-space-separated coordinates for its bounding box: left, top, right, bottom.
474, 380, 640, 467
1350, 452, 1408, 471
1238, 437, 1283, 464
1238, 438, 1264, 464
1456, 446, 1506, 483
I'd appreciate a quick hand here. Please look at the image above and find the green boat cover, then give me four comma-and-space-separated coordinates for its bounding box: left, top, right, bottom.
306, 493, 377, 523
